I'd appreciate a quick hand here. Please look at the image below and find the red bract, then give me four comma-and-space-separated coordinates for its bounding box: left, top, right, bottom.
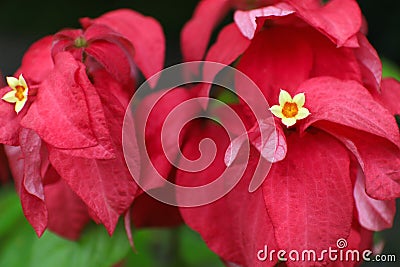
0, 145, 10, 184
0, 9, 165, 238
182, 0, 361, 58
376, 78, 400, 116
181, 0, 281, 63
129, 87, 203, 228
179, 0, 400, 266
177, 131, 280, 267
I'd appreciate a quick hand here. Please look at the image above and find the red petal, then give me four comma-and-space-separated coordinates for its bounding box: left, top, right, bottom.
178, 123, 278, 266
21, 52, 98, 150
335, 218, 373, 267
376, 78, 400, 115
84, 24, 136, 89
354, 167, 396, 231
225, 119, 287, 167
81, 9, 165, 87
350, 219, 373, 255
52, 29, 84, 61
17, 36, 54, 84
20, 129, 46, 201
4, 145, 23, 192
263, 131, 353, 265
215, 102, 256, 135
0, 87, 21, 145
205, 22, 250, 77
53, 28, 82, 41
134, 88, 202, 190
318, 122, 400, 200
237, 26, 313, 101
307, 29, 362, 82
233, 3, 295, 39
355, 33, 382, 92
300, 77, 400, 146
20, 185, 48, 237
286, 0, 362, 47
48, 71, 137, 234
124, 208, 135, 249
199, 23, 251, 108
249, 120, 286, 163
45, 168, 91, 240
7, 129, 48, 237
181, 0, 231, 62
57, 67, 115, 160
49, 144, 136, 235
86, 40, 133, 89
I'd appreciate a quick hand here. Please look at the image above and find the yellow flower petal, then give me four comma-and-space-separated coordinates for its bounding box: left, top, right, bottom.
279, 89, 292, 106
3, 74, 29, 113
293, 92, 305, 108
15, 99, 27, 114
6, 76, 19, 89
2, 91, 18, 103
295, 107, 311, 120
281, 117, 297, 127
19, 74, 28, 89
269, 105, 284, 118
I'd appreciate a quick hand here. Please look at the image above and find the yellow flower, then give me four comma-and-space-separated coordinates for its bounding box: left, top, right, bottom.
1, 74, 29, 114
269, 89, 310, 127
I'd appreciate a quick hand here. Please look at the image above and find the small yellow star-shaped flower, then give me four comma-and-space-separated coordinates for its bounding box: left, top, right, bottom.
269, 89, 310, 127
2, 74, 29, 114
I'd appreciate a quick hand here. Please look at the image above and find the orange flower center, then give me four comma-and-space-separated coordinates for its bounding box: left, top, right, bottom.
15, 85, 25, 101
282, 102, 298, 118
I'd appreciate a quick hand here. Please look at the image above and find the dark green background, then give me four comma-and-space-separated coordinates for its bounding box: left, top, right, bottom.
0, 0, 399, 75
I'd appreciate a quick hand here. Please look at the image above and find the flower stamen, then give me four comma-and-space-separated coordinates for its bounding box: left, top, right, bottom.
15, 85, 26, 101
269, 89, 310, 127
282, 102, 299, 118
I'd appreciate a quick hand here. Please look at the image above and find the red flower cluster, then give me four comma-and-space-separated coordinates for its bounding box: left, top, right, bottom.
0, 9, 165, 239
177, 0, 400, 266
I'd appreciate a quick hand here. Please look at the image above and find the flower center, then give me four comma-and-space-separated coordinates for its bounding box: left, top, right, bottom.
15, 85, 25, 101
74, 36, 88, 48
282, 102, 298, 118
269, 90, 310, 128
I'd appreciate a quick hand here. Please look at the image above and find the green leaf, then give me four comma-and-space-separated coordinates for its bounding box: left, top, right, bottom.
0, 187, 131, 267
28, 222, 130, 267
124, 226, 224, 267
217, 89, 239, 105
0, 186, 22, 236
179, 226, 224, 267
382, 59, 400, 80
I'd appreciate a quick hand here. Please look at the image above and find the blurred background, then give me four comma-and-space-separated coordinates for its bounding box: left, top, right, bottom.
0, 0, 399, 74
0, 0, 399, 266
